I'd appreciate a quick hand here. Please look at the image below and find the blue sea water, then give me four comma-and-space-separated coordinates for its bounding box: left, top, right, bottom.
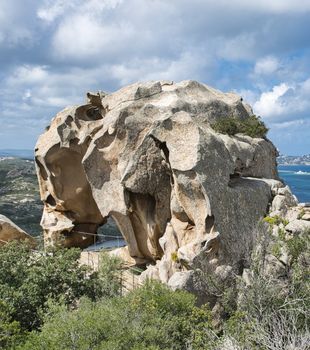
278, 165, 310, 203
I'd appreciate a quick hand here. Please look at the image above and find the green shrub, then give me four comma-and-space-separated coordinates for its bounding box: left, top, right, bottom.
271, 242, 282, 259
0, 300, 24, 349
263, 215, 288, 227
171, 251, 179, 262
20, 281, 214, 350
211, 115, 268, 138
0, 242, 115, 332
287, 233, 309, 262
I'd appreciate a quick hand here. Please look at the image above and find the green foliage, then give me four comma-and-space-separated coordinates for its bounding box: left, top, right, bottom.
271, 242, 282, 259
211, 115, 268, 138
20, 281, 213, 350
92, 252, 123, 298
0, 300, 24, 349
223, 226, 310, 349
171, 251, 179, 262
1, 226, 309, 349
287, 233, 309, 262
263, 215, 288, 227
277, 227, 286, 241
0, 242, 106, 332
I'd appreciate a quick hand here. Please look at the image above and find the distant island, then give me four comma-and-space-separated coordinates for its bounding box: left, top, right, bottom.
277, 154, 310, 165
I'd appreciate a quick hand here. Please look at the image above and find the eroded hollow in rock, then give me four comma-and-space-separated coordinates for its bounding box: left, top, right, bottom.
37, 143, 105, 248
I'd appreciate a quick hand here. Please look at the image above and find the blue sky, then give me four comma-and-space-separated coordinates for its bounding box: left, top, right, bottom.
0, 0, 309, 155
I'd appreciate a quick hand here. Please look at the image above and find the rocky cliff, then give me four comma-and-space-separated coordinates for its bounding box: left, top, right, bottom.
35, 80, 290, 291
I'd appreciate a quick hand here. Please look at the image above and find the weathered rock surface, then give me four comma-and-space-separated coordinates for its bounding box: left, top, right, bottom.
35, 80, 282, 289
285, 219, 310, 234
0, 214, 35, 246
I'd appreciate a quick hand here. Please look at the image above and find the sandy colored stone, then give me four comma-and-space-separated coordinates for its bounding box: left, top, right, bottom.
285, 219, 310, 234
35, 80, 282, 286
302, 213, 310, 221
0, 214, 35, 246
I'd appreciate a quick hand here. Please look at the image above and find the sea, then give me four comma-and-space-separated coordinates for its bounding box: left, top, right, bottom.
278, 165, 310, 203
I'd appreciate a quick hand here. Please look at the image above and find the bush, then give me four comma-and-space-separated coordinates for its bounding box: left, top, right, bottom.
20, 281, 214, 350
263, 215, 288, 227
0, 242, 111, 332
222, 226, 310, 349
211, 115, 268, 138
0, 300, 24, 349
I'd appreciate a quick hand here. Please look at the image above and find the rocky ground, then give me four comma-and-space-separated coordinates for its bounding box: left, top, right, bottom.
0, 157, 42, 236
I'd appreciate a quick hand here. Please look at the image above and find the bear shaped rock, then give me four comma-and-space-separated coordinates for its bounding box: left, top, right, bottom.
35, 80, 282, 285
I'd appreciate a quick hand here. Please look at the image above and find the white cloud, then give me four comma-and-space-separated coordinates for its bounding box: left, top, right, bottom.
37, 0, 122, 22
271, 119, 305, 129
254, 56, 279, 75
52, 14, 135, 61
6, 65, 49, 86
110, 51, 214, 86
254, 78, 310, 122
1, 0, 310, 153
254, 83, 290, 118
37, 0, 75, 22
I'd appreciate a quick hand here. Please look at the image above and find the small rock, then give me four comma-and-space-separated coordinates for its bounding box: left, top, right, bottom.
264, 254, 286, 278
242, 268, 252, 286
279, 247, 289, 266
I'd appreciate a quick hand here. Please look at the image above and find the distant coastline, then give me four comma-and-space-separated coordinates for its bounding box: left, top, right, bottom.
0, 149, 34, 160
277, 154, 310, 166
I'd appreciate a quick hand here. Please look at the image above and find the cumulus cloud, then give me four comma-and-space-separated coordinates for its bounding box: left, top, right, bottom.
254, 83, 290, 118
254, 79, 310, 123
0, 0, 310, 154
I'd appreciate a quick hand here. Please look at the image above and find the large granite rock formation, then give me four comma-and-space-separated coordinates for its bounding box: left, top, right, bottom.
35, 80, 282, 290
0, 214, 35, 246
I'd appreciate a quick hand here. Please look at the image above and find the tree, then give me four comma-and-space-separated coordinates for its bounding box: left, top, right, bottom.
0, 241, 113, 331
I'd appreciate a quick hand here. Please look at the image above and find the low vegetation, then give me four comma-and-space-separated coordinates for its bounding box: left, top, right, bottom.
0, 225, 309, 349
211, 115, 269, 138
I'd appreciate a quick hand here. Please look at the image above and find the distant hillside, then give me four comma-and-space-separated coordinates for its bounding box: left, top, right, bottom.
0, 157, 42, 235
0, 149, 34, 160
277, 154, 310, 165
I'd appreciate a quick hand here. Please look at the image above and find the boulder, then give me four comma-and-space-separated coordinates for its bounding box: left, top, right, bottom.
270, 186, 298, 215
285, 219, 310, 235
35, 80, 281, 288
302, 213, 310, 221
0, 214, 35, 246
